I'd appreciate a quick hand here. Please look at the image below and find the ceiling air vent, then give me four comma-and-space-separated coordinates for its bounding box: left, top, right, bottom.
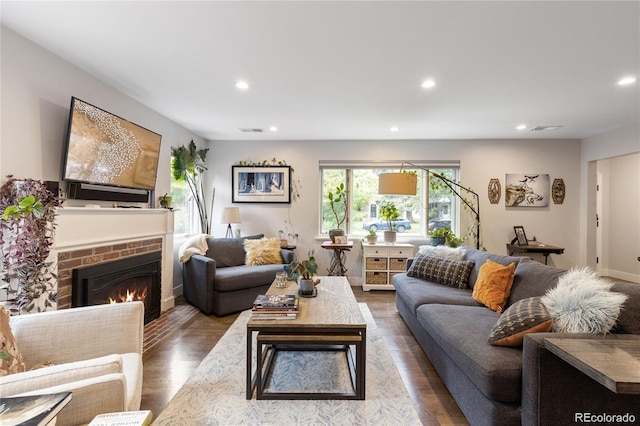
239, 128, 264, 133
530, 126, 563, 131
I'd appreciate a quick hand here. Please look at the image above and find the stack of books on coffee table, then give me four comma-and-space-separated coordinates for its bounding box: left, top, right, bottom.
251, 294, 299, 320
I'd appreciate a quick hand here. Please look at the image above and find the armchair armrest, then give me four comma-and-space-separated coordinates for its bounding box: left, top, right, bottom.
182, 254, 217, 314
522, 333, 640, 426
10, 302, 143, 367
280, 249, 294, 264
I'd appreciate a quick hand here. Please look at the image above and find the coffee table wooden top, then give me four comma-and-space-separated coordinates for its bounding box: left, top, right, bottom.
247, 276, 365, 329
545, 337, 640, 394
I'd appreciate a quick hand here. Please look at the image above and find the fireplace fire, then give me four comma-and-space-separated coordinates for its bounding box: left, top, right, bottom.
72, 251, 161, 324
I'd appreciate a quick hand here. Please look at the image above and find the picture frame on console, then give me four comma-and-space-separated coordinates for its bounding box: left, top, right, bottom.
231, 166, 291, 204
513, 225, 528, 245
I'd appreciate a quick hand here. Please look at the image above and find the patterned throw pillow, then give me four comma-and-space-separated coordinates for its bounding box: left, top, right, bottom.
0, 307, 26, 376
472, 259, 516, 313
488, 297, 553, 346
406, 254, 474, 289
244, 237, 283, 266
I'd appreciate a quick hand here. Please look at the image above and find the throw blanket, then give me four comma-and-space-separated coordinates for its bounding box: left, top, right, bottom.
179, 234, 211, 263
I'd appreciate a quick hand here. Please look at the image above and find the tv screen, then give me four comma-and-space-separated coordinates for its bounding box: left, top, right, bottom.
62, 97, 162, 191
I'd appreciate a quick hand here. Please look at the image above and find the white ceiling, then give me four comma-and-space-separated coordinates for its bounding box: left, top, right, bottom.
1, 1, 639, 141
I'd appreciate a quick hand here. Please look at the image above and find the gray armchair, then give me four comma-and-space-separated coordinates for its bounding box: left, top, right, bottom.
182, 235, 294, 316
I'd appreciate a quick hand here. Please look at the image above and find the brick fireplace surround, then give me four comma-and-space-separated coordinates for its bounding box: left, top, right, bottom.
53, 207, 175, 313
57, 238, 163, 309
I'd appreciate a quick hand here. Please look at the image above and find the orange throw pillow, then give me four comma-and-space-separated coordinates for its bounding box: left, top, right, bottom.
472, 259, 516, 313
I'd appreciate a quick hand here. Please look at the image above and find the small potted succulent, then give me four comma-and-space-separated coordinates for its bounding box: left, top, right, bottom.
365, 229, 378, 245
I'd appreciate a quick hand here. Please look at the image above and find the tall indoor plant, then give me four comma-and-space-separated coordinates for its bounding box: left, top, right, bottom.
379, 201, 400, 244
0, 178, 60, 314
327, 182, 348, 242
171, 140, 210, 234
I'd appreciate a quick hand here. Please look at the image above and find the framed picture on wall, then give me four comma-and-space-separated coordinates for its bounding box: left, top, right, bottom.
513, 226, 528, 245
232, 165, 291, 203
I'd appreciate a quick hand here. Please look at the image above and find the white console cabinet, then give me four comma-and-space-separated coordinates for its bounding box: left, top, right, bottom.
362, 243, 414, 291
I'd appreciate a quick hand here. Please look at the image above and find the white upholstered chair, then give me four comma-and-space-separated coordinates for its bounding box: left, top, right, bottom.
0, 301, 144, 425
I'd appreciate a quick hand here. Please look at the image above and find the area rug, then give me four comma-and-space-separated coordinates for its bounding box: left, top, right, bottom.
152, 303, 422, 425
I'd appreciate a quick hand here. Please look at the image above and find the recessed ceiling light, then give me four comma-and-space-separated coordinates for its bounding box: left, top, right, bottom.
617, 76, 637, 86
269, 126, 278, 132
390, 126, 399, 132
516, 124, 528, 130
421, 79, 436, 89
235, 81, 249, 90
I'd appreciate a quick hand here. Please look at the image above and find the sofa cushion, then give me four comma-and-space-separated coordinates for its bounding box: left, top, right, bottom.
407, 254, 474, 289
507, 258, 565, 308
206, 234, 263, 268
393, 274, 477, 314
462, 247, 522, 289
416, 304, 523, 402
541, 267, 627, 334
489, 297, 553, 347
417, 245, 465, 260
472, 259, 516, 313
213, 264, 286, 292
244, 237, 282, 266
611, 281, 640, 334
0, 307, 25, 376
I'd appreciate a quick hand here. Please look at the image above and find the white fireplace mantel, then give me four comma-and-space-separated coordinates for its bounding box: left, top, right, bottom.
54, 207, 175, 311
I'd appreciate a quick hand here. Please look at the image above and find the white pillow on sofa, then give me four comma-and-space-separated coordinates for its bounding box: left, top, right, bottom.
540, 267, 627, 334
417, 245, 465, 261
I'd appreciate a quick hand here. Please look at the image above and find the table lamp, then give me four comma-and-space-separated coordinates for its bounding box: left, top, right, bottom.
221, 207, 241, 238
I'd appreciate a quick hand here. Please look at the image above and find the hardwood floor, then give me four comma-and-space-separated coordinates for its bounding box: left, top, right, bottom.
141, 289, 469, 425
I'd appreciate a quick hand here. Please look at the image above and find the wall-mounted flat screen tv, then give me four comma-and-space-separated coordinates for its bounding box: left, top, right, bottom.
62, 97, 162, 191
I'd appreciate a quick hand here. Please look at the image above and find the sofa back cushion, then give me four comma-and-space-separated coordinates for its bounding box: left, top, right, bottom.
611, 281, 640, 334
206, 234, 264, 268
463, 247, 522, 289
507, 258, 565, 307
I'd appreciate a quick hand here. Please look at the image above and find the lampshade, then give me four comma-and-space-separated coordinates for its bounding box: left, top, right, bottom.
220, 207, 241, 224
378, 172, 418, 195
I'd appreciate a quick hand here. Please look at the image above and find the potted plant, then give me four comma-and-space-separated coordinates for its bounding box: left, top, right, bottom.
365, 229, 378, 245
288, 250, 320, 295
379, 201, 400, 244
0, 178, 60, 314
428, 228, 466, 247
327, 183, 348, 242
171, 140, 210, 233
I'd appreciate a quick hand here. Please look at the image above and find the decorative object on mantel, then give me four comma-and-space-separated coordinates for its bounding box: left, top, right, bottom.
220, 207, 241, 238
171, 140, 211, 233
552, 178, 566, 204
378, 164, 481, 249
0, 177, 60, 314
488, 178, 501, 204
505, 174, 549, 207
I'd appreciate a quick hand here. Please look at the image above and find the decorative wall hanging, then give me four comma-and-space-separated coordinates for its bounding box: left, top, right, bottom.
505, 174, 549, 207
232, 165, 291, 203
487, 178, 501, 204
552, 178, 566, 204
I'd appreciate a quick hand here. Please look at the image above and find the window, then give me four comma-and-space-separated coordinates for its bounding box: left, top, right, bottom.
320, 163, 460, 237
170, 161, 199, 235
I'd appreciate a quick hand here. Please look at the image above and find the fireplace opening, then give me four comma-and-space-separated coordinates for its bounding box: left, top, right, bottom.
72, 251, 161, 324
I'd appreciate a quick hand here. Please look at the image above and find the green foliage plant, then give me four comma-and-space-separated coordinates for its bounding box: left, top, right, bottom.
327, 182, 348, 229
0, 178, 60, 314
379, 201, 400, 231
289, 250, 318, 281
171, 140, 210, 233
428, 227, 466, 248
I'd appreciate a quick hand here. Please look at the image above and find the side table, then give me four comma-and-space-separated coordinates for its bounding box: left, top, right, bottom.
321, 241, 353, 276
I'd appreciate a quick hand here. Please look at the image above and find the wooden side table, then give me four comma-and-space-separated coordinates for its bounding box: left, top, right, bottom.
506, 241, 564, 265
321, 241, 353, 276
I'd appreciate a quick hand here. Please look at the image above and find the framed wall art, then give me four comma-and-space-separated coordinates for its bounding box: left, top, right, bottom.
513, 226, 528, 245
232, 165, 291, 204
505, 173, 549, 207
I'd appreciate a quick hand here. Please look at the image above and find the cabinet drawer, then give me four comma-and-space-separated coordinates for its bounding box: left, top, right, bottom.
388, 247, 413, 257
366, 257, 387, 270
366, 271, 388, 284
389, 257, 408, 270
363, 247, 390, 257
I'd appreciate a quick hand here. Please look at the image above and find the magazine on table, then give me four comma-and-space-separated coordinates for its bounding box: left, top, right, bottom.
0, 392, 72, 426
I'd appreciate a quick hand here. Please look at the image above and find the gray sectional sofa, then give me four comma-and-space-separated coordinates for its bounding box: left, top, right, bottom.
182, 235, 294, 316
393, 247, 640, 426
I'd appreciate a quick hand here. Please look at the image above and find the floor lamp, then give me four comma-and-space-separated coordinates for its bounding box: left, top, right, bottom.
377, 163, 481, 249
221, 207, 241, 238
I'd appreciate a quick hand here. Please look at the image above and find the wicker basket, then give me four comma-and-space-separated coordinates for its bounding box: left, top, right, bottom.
366, 271, 388, 284
389, 258, 407, 270
365, 257, 387, 270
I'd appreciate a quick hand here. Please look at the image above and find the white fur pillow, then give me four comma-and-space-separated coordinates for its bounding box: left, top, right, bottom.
417, 245, 465, 261
540, 267, 627, 334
